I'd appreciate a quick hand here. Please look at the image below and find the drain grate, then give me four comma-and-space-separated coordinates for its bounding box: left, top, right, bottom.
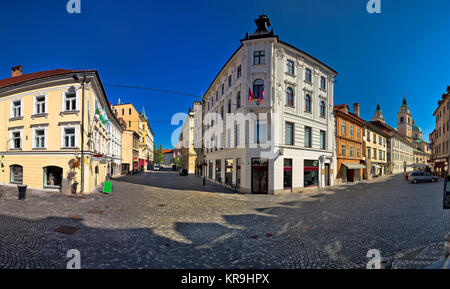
68, 214, 84, 220
54, 226, 79, 235
88, 210, 103, 215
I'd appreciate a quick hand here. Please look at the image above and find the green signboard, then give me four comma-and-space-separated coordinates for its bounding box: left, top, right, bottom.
103, 181, 112, 194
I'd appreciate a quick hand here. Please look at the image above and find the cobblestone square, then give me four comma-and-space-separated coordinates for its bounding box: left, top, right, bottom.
0, 171, 449, 269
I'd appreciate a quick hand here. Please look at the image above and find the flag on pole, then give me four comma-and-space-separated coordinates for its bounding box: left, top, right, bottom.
260, 86, 265, 102
248, 87, 254, 102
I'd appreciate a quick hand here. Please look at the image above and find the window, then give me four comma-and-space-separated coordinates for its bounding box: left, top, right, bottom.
320, 76, 326, 90
320, 101, 326, 118
373, 148, 377, 160
44, 166, 62, 188
221, 84, 224, 95
11, 130, 21, 149
225, 159, 233, 186
400, 116, 404, 123
237, 65, 242, 78
228, 100, 232, 113
286, 87, 294, 106
62, 127, 77, 148
236, 92, 241, 109
253, 79, 264, 100
284, 159, 293, 189
367, 147, 371, 159
350, 125, 354, 137
129, 108, 132, 115
128, 121, 131, 128
378, 136, 382, 145
215, 160, 222, 183
33, 128, 46, 149
34, 95, 46, 115
228, 75, 232, 87
63, 89, 77, 111
367, 130, 371, 141
357, 128, 361, 139
255, 120, 267, 144
350, 146, 354, 157
320, 130, 326, 150
379, 150, 382, 160
341, 121, 346, 135
341, 144, 346, 156
122, 109, 124, 115
254, 50, 265, 65
11, 100, 22, 118
357, 147, 361, 158
304, 126, 312, 148
285, 122, 294, 145
10, 165, 23, 184
305, 94, 311, 113
305, 68, 312, 82
286, 60, 295, 75
304, 160, 319, 187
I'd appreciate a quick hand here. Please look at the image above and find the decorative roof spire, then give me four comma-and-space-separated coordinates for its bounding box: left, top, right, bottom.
244, 14, 275, 40
402, 94, 408, 107
141, 106, 148, 120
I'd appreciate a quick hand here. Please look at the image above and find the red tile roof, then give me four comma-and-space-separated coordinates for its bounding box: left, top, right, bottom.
162, 149, 173, 154
0, 69, 79, 89
333, 104, 365, 125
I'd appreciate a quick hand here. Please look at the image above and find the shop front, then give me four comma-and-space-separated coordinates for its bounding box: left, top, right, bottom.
304, 160, 319, 187
342, 163, 365, 183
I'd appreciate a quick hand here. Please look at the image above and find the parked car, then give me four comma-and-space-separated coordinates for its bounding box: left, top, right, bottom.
153, 164, 161, 171
408, 171, 439, 184
179, 169, 188, 176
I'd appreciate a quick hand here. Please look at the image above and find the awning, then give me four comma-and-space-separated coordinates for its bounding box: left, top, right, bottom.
343, 163, 366, 170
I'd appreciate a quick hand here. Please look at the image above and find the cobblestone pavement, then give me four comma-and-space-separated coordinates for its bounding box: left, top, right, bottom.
0, 170, 449, 269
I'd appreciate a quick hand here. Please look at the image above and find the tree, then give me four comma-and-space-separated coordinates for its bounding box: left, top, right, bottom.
154, 144, 163, 165
173, 157, 180, 166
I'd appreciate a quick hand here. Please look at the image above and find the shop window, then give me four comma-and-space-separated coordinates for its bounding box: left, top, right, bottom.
44, 166, 63, 188
284, 159, 292, 189
304, 160, 319, 187
10, 165, 23, 184
225, 159, 233, 186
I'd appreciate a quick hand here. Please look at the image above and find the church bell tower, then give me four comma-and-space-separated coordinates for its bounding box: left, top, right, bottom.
397, 96, 412, 138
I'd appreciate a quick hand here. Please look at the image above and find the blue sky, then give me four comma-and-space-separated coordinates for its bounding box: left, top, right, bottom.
0, 0, 449, 147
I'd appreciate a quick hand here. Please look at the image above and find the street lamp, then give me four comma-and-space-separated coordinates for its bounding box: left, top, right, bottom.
73, 73, 87, 194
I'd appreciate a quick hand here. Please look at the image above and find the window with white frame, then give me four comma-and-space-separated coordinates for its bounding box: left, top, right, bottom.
63, 90, 77, 111
34, 95, 47, 115
33, 127, 46, 149
10, 130, 22, 149
62, 126, 77, 148
11, 100, 22, 118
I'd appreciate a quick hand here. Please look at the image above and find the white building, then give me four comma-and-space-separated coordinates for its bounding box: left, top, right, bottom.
199, 14, 337, 194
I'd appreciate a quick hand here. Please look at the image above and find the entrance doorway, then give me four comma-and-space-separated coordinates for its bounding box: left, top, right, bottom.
251, 158, 268, 194
324, 163, 330, 186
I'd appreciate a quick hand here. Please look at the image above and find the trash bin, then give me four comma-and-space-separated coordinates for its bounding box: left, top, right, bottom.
17, 185, 27, 200
72, 182, 79, 195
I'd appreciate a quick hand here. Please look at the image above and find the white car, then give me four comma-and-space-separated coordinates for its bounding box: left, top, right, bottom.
153, 164, 160, 171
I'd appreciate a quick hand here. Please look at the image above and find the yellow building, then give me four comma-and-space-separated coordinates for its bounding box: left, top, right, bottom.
0, 66, 123, 194
121, 130, 140, 173
113, 103, 154, 172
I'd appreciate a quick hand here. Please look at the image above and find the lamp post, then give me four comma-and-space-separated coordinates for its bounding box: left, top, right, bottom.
73, 73, 87, 194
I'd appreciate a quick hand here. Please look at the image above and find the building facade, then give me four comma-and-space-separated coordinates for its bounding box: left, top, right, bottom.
0, 66, 123, 193
431, 86, 450, 177
121, 130, 140, 174
364, 115, 389, 178
113, 103, 153, 172
199, 14, 337, 194
334, 104, 365, 184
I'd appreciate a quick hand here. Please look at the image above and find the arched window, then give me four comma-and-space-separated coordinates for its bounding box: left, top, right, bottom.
253, 79, 264, 100
10, 165, 23, 184
286, 87, 294, 106
44, 166, 63, 188
305, 94, 311, 113
320, 100, 326, 118
400, 116, 404, 123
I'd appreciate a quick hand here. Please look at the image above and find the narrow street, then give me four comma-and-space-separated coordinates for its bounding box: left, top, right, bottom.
0, 171, 448, 269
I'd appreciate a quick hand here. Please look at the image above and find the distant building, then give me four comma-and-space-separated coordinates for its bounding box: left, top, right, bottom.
431, 86, 450, 177
180, 102, 200, 174
364, 108, 389, 178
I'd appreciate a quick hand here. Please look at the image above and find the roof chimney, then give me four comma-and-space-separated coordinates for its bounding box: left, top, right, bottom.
11, 65, 23, 77
353, 103, 360, 117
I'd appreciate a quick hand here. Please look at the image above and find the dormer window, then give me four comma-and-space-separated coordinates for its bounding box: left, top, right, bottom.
254, 50, 265, 65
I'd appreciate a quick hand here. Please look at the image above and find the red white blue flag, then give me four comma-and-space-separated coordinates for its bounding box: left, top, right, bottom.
248, 87, 253, 102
